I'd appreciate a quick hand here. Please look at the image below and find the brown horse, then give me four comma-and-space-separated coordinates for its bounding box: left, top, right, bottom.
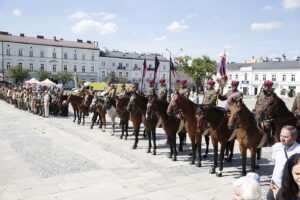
77, 93, 94, 126
67, 94, 83, 123
127, 92, 158, 154
147, 95, 185, 161
255, 93, 300, 143
227, 99, 266, 175
90, 96, 106, 131
167, 92, 202, 167
116, 95, 130, 140
197, 104, 235, 177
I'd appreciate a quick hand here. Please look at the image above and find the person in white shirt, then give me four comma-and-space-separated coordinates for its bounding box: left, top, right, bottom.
43, 91, 51, 118
267, 125, 300, 200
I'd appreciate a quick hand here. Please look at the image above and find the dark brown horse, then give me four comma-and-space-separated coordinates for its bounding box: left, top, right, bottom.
116, 95, 130, 140
255, 93, 300, 143
67, 94, 83, 123
78, 93, 94, 125
167, 92, 202, 167
147, 95, 185, 161
90, 96, 106, 131
127, 92, 159, 154
197, 104, 235, 177
227, 99, 266, 175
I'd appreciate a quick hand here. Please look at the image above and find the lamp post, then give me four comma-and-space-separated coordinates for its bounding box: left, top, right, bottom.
166, 48, 183, 101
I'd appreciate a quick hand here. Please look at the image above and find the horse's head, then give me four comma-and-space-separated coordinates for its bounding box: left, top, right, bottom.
167, 91, 183, 116
116, 95, 129, 116
146, 94, 159, 120
104, 96, 115, 110
227, 99, 243, 130
256, 93, 278, 122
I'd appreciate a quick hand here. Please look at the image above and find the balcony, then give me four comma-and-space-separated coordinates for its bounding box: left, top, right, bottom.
117, 66, 126, 70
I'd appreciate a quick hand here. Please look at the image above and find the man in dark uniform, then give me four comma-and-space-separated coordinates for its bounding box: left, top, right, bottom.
146, 79, 155, 97
218, 81, 243, 104
178, 80, 190, 98
203, 80, 218, 106
292, 92, 300, 118
158, 78, 168, 101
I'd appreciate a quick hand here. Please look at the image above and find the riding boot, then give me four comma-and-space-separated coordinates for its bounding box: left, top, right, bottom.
267, 129, 273, 147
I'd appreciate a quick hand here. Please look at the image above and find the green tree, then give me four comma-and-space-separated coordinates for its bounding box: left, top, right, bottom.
36, 70, 52, 81
57, 72, 71, 86
104, 71, 128, 83
176, 55, 217, 92
8, 65, 30, 84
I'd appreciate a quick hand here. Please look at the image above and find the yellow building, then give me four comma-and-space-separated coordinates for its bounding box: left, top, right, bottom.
245, 56, 265, 63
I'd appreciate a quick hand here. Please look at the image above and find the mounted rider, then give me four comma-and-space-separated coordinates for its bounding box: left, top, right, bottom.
218, 81, 243, 104
158, 78, 168, 101
253, 80, 275, 114
101, 81, 112, 97
178, 80, 190, 98
203, 80, 218, 106
146, 79, 155, 97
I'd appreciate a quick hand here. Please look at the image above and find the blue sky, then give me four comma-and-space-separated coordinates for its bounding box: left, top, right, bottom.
0, 0, 300, 62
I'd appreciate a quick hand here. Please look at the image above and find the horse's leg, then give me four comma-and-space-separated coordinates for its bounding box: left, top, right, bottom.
178, 131, 184, 152
120, 121, 124, 139
147, 128, 152, 153
168, 136, 173, 158
73, 108, 77, 122
224, 141, 229, 160
143, 129, 147, 138
132, 123, 140, 149
196, 134, 202, 167
190, 135, 196, 165
203, 135, 209, 158
82, 114, 85, 126
217, 143, 226, 177
78, 111, 82, 125
227, 140, 235, 162
239, 144, 247, 176
255, 148, 261, 169
209, 137, 218, 174
172, 134, 177, 161
91, 112, 97, 129
152, 127, 157, 155
250, 148, 257, 172
111, 116, 115, 136
125, 120, 129, 140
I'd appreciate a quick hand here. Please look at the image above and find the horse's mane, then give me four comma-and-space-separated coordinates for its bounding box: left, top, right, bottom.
201, 104, 226, 114
240, 101, 255, 121
271, 94, 291, 115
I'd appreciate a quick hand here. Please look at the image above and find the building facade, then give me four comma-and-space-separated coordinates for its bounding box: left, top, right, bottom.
0, 31, 171, 91
224, 61, 300, 96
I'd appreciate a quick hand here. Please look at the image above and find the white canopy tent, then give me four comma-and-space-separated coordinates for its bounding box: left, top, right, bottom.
24, 78, 40, 87
40, 78, 56, 87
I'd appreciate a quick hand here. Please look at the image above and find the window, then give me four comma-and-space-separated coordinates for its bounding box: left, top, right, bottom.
282, 74, 286, 81
40, 64, 44, 71
29, 50, 33, 57
18, 63, 22, 69
163, 65, 165, 70
74, 65, 77, 72
235, 74, 238, 80
229, 74, 232, 80
112, 62, 115, 66
292, 74, 295, 81
91, 66, 94, 72
163, 74, 166, 79
53, 52, 56, 58
90, 78, 95, 82
125, 72, 129, 77
40, 51, 44, 58
119, 72, 122, 77
29, 63, 33, 71
74, 54, 77, 60
82, 54, 85, 60
244, 73, 248, 81
6, 49, 10, 55
272, 74, 276, 81
64, 53, 68, 59
6, 62, 11, 69
255, 74, 258, 81
149, 64, 152, 68
91, 55, 94, 61
102, 71, 106, 78
126, 63, 129, 67
82, 66, 85, 73
53, 65, 56, 72
263, 74, 266, 81
102, 61, 105, 66
18, 50, 23, 56
118, 62, 122, 68
63, 65, 67, 72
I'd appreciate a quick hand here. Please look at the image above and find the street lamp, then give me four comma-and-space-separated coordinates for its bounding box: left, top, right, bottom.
165, 48, 183, 101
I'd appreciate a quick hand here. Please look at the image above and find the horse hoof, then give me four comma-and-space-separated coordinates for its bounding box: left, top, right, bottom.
242, 171, 246, 176
132, 145, 137, 149
102, 129, 105, 132
255, 165, 260, 169
173, 157, 177, 161
202, 154, 208, 159
209, 169, 216, 174
190, 160, 195, 165
147, 150, 151, 153
153, 152, 156, 155
125, 137, 127, 140
196, 162, 202, 167
216, 172, 222, 177
90, 126, 93, 129
120, 136, 123, 139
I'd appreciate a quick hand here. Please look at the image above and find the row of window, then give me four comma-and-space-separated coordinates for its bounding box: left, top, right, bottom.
229, 73, 296, 82
108, 62, 166, 70
5, 49, 95, 61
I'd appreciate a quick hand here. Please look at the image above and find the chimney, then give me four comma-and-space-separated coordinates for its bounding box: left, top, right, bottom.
37, 35, 44, 39
0, 31, 9, 35
53, 36, 57, 41
87, 40, 91, 43
20, 33, 25, 37
77, 39, 83, 42
60, 38, 63, 41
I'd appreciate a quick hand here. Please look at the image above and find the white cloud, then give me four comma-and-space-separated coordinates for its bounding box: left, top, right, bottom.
282, 0, 300, 9
154, 36, 166, 41
166, 21, 188, 32
69, 11, 116, 20
69, 11, 90, 20
186, 13, 198, 19
12, 9, 21, 16
250, 21, 282, 31
263, 5, 275, 10
71, 20, 118, 35
91, 12, 116, 20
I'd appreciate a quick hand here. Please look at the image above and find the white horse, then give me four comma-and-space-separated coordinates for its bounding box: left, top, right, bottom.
104, 97, 117, 135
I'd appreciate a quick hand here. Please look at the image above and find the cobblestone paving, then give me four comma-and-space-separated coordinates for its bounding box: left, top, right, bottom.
0, 97, 295, 200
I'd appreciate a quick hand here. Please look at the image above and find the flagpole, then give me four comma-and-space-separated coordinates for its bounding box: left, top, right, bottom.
166, 49, 172, 101
140, 55, 146, 94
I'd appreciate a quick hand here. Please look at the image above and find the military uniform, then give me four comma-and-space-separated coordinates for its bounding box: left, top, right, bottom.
253, 88, 274, 112
292, 93, 300, 118
158, 86, 168, 101
218, 89, 243, 104
179, 87, 190, 98
146, 86, 155, 97
203, 88, 218, 106
102, 85, 112, 96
